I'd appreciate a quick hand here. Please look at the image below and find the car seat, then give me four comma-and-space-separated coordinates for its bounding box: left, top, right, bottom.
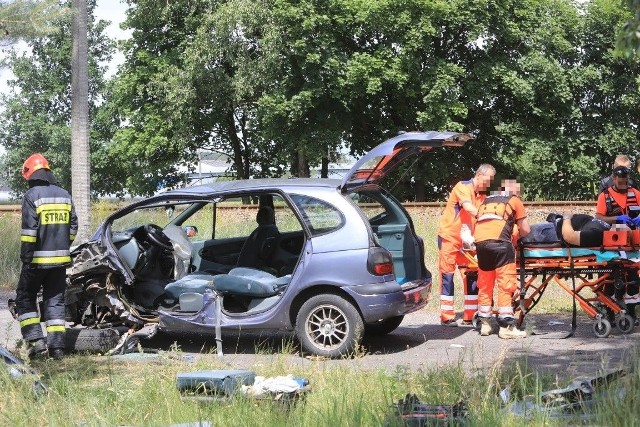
236, 206, 280, 271
164, 268, 291, 311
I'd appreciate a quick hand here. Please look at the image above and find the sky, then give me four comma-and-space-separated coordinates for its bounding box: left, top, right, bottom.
0, 1, 129, 158
0, 0, 129, 89
94, 0, 129, 76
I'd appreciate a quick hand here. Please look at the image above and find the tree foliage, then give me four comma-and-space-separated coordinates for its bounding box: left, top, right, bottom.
618, 0, 640, 56
0, 0, 68, 44
1, 0, 639, 202
0, 0, 114, 198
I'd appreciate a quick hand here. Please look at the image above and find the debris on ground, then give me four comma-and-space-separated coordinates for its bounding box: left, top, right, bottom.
106, 324, 159, 355
391, 393, 468, 426
176, 369, 310, 408
0, 345, 47, 397
502, 369, 627, 422
177, 369, 256, 396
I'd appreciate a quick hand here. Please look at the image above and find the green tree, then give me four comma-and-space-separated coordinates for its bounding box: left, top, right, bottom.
501, 0, 640, 200
104, 0, 210, 195
97, 0, 640, 201
0, 0, 67, 43
618, 0, 640, 56
0, 0, 115, 197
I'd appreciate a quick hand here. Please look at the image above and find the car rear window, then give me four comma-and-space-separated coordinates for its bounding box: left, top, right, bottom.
289, 194, 344, 236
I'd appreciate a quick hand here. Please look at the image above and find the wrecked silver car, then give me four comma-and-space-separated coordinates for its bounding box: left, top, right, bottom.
65, 131, 471, 357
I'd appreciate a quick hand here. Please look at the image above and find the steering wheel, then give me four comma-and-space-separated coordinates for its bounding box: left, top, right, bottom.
144, 224, 173, 251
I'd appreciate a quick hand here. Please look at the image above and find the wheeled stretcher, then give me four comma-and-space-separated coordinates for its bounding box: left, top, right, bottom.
462, 242, 639, 338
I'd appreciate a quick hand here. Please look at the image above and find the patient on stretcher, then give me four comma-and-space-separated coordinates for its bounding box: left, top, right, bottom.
521, 213, 610, 247
521, 214, 640, 325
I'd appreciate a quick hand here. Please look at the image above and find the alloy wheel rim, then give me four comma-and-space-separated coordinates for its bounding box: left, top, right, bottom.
305, 304, 349, 350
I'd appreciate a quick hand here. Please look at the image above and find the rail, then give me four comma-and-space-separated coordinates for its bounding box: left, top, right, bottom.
0, 200, 599, 213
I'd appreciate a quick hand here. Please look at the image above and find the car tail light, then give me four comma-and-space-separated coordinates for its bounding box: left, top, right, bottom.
367, 247, 394, 276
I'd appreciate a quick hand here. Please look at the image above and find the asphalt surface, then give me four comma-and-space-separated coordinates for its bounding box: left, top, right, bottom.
1, 289, 638, 380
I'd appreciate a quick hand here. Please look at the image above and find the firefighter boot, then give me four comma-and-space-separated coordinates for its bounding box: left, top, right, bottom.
498, 324, 527, 339
480, 317, 492, 336
27, 339, 48, 360
49, 348, 64, 360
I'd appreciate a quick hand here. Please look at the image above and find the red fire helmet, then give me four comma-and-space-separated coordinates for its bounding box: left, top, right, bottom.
22, 153, 50, 180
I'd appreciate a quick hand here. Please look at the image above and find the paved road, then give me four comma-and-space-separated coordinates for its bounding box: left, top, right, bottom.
1, 289, 638, 379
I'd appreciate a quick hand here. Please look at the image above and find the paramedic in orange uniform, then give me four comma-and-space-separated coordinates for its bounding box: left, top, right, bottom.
474, 179, 530, 339
595, 165, 640, 325
595, 165, 640, 225
437, 164, 495, 326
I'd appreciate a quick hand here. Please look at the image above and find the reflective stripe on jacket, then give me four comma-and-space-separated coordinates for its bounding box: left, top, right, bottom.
474, 194, 527, 243
21, 183, 78, 267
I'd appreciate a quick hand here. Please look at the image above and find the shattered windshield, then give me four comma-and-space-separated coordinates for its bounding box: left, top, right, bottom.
111, 201, 207, 233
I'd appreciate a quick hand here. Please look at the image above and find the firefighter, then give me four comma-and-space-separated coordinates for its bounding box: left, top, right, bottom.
437, 164, 495, 326
15, 153, 77, 360
474, 179, 530, 339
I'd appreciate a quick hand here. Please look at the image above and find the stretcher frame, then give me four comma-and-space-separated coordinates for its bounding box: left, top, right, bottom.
462, 242, 638, 338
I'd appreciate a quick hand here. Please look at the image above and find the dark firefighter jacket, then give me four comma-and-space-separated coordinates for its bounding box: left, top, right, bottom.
20, 169, 78, 267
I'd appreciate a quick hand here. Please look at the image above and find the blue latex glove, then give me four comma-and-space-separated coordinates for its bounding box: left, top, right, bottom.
632, 216, 640, 228
616, 215, 633, 226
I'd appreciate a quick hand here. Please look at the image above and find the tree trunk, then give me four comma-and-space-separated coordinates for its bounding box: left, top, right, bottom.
71, 0, 90, 242
226, 109, 246, 179
321, 156, 328, 178
296, 148, 309, 178
414, 180, 425, 202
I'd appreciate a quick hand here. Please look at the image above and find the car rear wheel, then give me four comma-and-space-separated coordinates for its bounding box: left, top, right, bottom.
365, 315, 404, 336
295, 294, 364, 358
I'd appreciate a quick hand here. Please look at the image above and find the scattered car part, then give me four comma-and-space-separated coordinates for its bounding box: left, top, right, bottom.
502, 369, 627, 421
0, 345, 47, 397
392, 393, 468, 426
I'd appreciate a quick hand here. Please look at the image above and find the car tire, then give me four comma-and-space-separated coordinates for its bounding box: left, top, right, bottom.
295, 294, 364, 358
365, 315, 404, 336
64, 327, 121, 353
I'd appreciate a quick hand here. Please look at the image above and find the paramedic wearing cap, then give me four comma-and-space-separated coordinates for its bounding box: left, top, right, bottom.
598, 154, 637, 194
437, 163, 495, 326
15, 153, 77, 360
595, 166, 640, 226
595, 166, 640, 325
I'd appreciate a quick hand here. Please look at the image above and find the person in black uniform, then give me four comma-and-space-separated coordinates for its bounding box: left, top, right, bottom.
14, 153, 78, 360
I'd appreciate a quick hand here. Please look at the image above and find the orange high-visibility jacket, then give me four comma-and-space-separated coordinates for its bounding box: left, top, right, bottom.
438, 180, 484, 244
474, 194, 527, 243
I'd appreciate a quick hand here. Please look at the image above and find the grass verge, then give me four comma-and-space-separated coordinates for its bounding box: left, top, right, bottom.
1, 346, 638, 426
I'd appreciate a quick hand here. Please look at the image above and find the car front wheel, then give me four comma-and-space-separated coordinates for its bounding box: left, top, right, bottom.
295, 294, 364, 358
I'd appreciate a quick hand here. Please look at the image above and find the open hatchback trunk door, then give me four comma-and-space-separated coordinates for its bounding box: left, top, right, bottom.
339, 131, 473, 193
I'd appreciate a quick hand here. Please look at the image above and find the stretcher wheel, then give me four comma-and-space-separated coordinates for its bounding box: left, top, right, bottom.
592, 318, 611, 338
616, 313, 635, 334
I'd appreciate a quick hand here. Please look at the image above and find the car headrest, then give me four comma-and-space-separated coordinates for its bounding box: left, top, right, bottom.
256, 206, 275, 226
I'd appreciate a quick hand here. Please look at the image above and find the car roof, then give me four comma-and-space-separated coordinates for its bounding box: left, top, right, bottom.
160, 178, 343, 197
